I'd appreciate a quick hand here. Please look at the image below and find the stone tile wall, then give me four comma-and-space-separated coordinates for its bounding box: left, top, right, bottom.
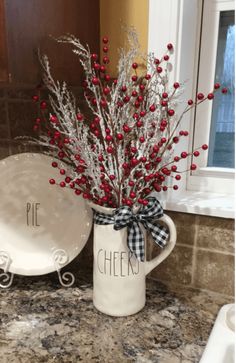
149, 212, 235, 297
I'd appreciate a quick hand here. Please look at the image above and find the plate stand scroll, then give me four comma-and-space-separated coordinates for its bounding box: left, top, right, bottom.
52, 249, 75, 287
0, 249, 75, 289
0, 251, 14, 288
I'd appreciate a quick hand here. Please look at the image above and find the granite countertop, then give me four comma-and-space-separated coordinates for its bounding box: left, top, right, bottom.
0, 268, 231, 363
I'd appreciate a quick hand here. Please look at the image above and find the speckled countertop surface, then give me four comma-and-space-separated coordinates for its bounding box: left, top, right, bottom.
0, 268, 232, 363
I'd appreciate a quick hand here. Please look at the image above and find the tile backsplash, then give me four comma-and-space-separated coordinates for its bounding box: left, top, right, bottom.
150, 212, 234, 296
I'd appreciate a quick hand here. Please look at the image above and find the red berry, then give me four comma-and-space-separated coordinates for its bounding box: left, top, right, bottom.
58, 151, 65, 159
161, 100, 168, 107
32, 95, 39, 102
123, 95, 130, 103
93, 62, 100, 70
132, 90, 138, 97
214, 83, 221, 89
100, 99, 107, 108
163, 186, 168, 191
92, 77, 99, 85
75, 189, 81, 195
161, 137, 167, 143
129, 181, 135, 187
202, 144, 208, 150
130, 191, 136, 199
103, 56, 109, 64
153, 183, 161, 192
138, 95, 144, 102
65, 177, 71, 183
49, 179, 55, 185
162, 92, 168, 99
222, 87, 228, 94
121, 85, 127, 92
154, 58, 160, 64
160, 119, 167, 127
168, 109, 175, 116
52, 162, 58, 168
174, 156, 180, 162
60, 169, 65, 175
207, 93, 214, 100
50, 115, 58, 123
171, 165, 177, 172
40, 101, 47, 110
190, 164, 197, 170
193, 150, 200, 157
181, 152, 188, 158
197, 93, 204, 100
103, 46, 108, 53
139, 84, 145, 91
109, 175, 115, 180
105, 74, 111, 81
145, 74, 151, 80
164, 55, 169, 61
167, 43, 173, 50
60, 181, 66, 188
132, 75, 138, 82
91, 53, 98, 60
175, 175, 181, 180
123, 124, 130, 133
136, 120, 143, 128
157, 66, 163, 73
132, 62, 138, 69
103, 87, 110, 95
173, 82, 180, 89
134, 100, 140, 108
173, 136, 179, 143
139, 136, 145, 143
107, 146, 113, 153
173, 185, 178, 190
188, 99, 193, 105
105, 135, 113, 142
102, 36, 108, 44
116, 133, 124, 140
140, 110, 146, 117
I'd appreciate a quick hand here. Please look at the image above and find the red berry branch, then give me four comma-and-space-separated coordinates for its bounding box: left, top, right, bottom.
30, 30, 227, 208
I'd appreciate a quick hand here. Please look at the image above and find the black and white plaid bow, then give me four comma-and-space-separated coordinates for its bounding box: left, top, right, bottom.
93, 197, 169, 262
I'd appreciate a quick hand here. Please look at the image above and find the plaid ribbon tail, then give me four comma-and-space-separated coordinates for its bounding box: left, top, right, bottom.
143, 220, 169, 248
127, 222, 145, 262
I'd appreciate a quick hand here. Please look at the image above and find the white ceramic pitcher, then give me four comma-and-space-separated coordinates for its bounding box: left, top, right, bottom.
89, 203, 177, 317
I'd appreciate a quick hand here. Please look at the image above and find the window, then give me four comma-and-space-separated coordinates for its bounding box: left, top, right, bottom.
188, 0, 235, 194
148, 0, 234, 217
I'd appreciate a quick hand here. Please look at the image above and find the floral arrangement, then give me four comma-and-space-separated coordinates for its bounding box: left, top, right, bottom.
31, 30, 227, 208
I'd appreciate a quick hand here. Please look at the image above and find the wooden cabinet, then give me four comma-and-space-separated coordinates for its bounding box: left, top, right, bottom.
0, 0, 100, 85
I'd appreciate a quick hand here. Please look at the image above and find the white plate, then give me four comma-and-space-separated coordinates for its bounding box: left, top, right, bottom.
0, 153, 92, 276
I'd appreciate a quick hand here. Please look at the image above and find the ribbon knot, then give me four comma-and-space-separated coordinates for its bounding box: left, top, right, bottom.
93, 197, 169, 261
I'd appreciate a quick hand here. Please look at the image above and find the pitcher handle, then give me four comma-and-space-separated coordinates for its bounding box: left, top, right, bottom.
144, 214, 177, 276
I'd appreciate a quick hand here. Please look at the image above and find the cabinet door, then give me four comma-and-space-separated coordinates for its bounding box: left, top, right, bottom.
0, 0, 8, 82
4, 0, 100, 85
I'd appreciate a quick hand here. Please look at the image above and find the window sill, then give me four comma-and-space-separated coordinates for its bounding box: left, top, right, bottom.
156, 190, 234, 219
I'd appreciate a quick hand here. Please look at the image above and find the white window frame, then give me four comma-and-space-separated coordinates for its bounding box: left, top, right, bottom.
148, 0, 234, 218
188, 0, 235, 195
